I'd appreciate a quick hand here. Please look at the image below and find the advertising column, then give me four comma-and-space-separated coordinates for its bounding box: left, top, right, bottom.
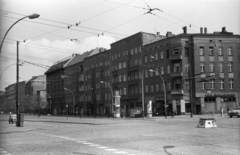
114, 91, 121, 118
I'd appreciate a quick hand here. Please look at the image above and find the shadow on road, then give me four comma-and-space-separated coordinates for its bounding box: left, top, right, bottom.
163, 145, 175, 155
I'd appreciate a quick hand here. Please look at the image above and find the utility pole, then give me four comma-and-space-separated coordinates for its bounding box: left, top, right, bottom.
16, 41, 20, 126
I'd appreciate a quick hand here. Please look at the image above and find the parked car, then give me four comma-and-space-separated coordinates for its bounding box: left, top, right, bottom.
228, 107, 240, 118
9, 114, 17, 123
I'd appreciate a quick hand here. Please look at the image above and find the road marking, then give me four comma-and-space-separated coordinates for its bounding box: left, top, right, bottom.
97, 146, 108, 149
89, 144, 100, 147
83, 142, 93, 145
105, 149, 118, 151
114, 151, 128, 154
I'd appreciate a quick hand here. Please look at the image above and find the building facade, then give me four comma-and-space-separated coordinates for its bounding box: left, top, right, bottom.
45, 28, 239, 116
143, 27, 240, 115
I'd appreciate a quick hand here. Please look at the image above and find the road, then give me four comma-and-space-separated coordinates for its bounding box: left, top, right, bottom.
0, 114, 239, 155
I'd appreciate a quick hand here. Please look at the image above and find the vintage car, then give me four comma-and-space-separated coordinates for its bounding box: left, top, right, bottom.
228, 107, 240, 118
9, 114, 17, 123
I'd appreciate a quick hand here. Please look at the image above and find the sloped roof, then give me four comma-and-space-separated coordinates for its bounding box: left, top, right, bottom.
64, 51, 93, 68
45, 59, 70, 74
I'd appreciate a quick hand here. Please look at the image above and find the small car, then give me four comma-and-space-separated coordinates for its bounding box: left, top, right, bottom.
9, 114, 17, 123
228, 107, 240, 118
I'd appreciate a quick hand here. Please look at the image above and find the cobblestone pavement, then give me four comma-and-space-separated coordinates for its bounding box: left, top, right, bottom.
0, 114, 239, 155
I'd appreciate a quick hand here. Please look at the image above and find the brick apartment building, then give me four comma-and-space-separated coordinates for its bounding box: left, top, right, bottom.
46, 27, 239, 116
45, 57, 71, 115
63, 51, 93, 115
143, 27, 240, 115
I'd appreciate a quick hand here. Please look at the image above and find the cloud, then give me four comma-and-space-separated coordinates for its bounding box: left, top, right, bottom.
0, 35, 116, 91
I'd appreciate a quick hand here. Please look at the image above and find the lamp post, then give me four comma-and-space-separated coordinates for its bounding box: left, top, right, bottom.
64, 88, 75, 116
149, 69, 167, 119
0, 13, 40, 55
100, 81, 113, 117
1, 14, 40, 127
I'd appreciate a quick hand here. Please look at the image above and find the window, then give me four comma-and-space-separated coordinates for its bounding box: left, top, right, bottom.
210, 79, 215, 89
145, 85, 149, 93
209, 47, 214, 56
174, 79, 181, 89
155, 53, 158, 60
209, 63, 214, 72
219, 79, 224, 89
229, 79, 233, 89
201, 81, 206, 89
149, 70, 153, 77
126, 50, 128, 55
130, 49, 133, 55
139, 86, 142, 94
200, 63, 205, 72
161, 51, 164, 59
228, 62, 233, 72
134, 59, 138, 66
123, 62, 126, 68
218, 47, 223, 55
155, 67, 158, 76
139, 46, 141, 52
119, 62, 122, 69
119, 75, 122, 82
167, 65, 170, 74
161, 66, 164, 75
174, 49, 179, 55
123, 88, 127, 95
185, 64, 190, 73
166, 50, 169, 58
167, 81, 171, 91
219, 63, 223, 72
227, 47, 232, 55
123, 74, 127, 81
144, 56, 148, 63
156, 83, 159, 92
173, 63, 180, 72
199, 47, 204, 55
185, 48, 189, 56
150, 84, 154, 93
145, 70, 148, 78
185, 79, 190, 90
134, 47, 137, 54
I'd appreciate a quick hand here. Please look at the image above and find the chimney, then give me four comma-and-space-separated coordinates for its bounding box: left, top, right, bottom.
166, 32, 173, 38
183, 26, 187, 34
222, 27, 226, 32
204, 27, 207, 34
200, 27, 203, 34
156, 32, 160, 35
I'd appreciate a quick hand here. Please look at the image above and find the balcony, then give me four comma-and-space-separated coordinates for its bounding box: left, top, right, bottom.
171, 89, 184, 95
170, 55, 182, 61
128, 66, 139, 72
112, 70, 118, 75
170, 72, 183, 77
128, 79, 139, 85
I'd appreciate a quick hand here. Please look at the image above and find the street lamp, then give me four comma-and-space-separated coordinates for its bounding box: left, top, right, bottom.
0, 13, 40, 54
149, 69, 167, 119
64, 88, 75, 116
100, 81, 114, 117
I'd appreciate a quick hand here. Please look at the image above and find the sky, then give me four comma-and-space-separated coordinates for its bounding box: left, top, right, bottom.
0, 0, 239, 91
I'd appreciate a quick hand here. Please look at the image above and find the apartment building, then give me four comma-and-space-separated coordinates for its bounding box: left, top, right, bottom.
143, 27, 240, 115
84, 48, 111, 116
45, 57, 71, 115
25, 75, 46, 96
63, 51, 93, 115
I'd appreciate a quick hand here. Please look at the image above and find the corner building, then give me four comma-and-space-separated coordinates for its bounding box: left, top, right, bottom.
143, 27, 240, 115
110, 32, 165, 116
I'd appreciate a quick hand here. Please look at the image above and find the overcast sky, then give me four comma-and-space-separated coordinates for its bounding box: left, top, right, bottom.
0, 0, 239, 91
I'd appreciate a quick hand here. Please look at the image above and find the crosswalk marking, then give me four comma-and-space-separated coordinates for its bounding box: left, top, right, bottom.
114, 151, 128, 154
105, 149, 117, 151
